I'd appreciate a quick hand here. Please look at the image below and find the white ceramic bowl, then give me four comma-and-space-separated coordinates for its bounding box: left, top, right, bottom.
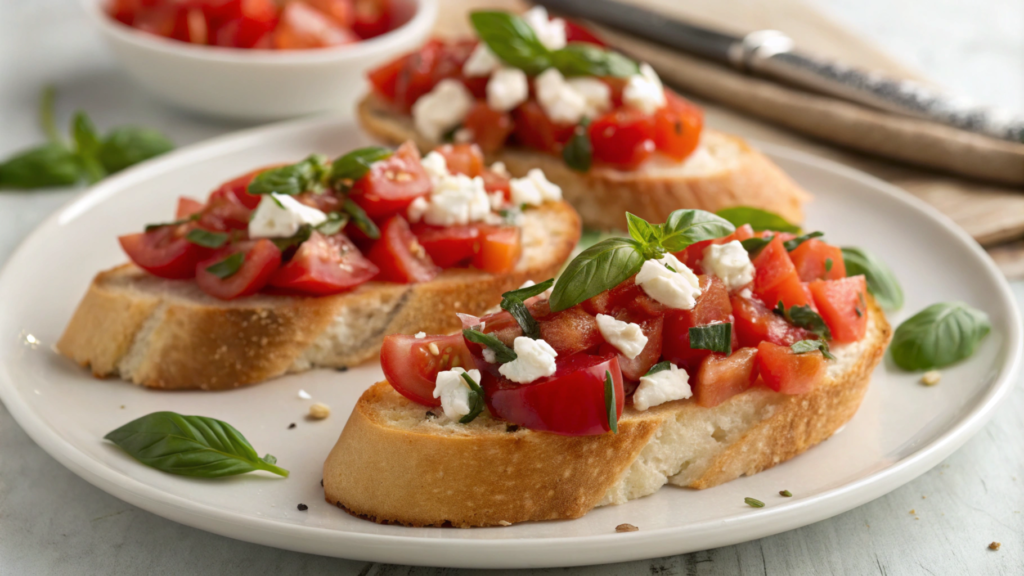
81, 0, 437, 120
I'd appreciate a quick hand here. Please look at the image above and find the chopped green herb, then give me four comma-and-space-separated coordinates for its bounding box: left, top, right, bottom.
779, 490, 792, 497
328, 146, 392, 187
459, 372, 486, 424
204, 252, 244, 279
185, 228, 228, 249
342, 198, 380, 239
783, 231, 823, 252
688, 323, 732, 354
790, 339, 835, 361
500, 279, 554, 339
562, 118, 592, 172
745, 497, 765, 508
604, 370, 618, 434
316, 211, 349, 236
825, 258, 833, 273
463, 329, 517, 363
144, 214, 198, 232
247, 154, 330, 196
740, 235, 774, 256
644, 361, 672, 376
775, 301, 832, 340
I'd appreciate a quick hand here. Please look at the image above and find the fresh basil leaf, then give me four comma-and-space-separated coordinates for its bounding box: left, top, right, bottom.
890, 302, 991, 370
626, 212, 661, 245
248, 154, 329, 196
550, 43, 639, 78
316, 211, 349, 236
71, 112, 107, 184
271, 224, 313, 252
459, 372, 486, 424
185, 228, 228, 249
342, 198, 380, 239
841, 246, 904, 310
98, 126, 175, 174
0, 143, 82, 189
463, 329, 517, 363
775, 302, 832, 340
604, 370, 618, 434
659, 209, 735, 253
502, 278, 554, 304
645, 361, 672, 376
716, 206, 801, 234
497, 207, 522, 226
550, 237, 646, 312
205, 252, 244, 279
328, 146, 392, 187
791, 339, 835, 360
104, 411, 289, 478
783, 231, 823, 252
441, 124, 462, 143
562, 118, 592, 172
504, 301, 539, 339
825, 258, 833, 273
470, 11, 552, 75
740, 235, 774, 256
689, 323, 732, 354
144, 214, 198, 232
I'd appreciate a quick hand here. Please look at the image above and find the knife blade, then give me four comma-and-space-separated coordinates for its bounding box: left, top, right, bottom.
534, 0, 1024, 143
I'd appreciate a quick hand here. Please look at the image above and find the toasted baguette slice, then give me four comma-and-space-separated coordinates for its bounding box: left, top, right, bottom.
323, 297, 891, 527
357, 94, 811, 230
56, 201, 580, 390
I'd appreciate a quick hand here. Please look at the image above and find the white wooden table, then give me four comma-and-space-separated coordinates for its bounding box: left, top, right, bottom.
1, 0, 1022, 573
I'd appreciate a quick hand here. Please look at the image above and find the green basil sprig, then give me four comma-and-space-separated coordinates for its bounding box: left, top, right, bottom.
459, 372, 486, 424
775, 301, 832, 340
104, 412, 288, 478
890, 302, 991, 370
716, 206, 801, 234
316, 211, 349, 236
791, 339, 835, 360
185, 228, 228, 249
343, 198, 381, 239
500, 279, 554, 339
550, 43, 639, 78
98, 126, 176, 174
550, 210, 734, 312
72, 112, 106, 184
205, 252, 244, 279
783, 231, 823, 252
604, 370, 618, 434
145, 214, 199, 232
644, 361, 672, 376
463, 329, 517, 363
740, 235, 774, 256
841, 246, 904, 310
329, 146, 392, 187
562, 118, 592, 172
247, 154, 330, 196
689, 323, 732, 354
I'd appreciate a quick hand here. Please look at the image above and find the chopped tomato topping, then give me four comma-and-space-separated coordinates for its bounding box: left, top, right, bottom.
809, 276, 868, 343
600, 316, 664, 381
273, 1, 358, 49
463, 102, 515, 154
790, 239, 846, 282
677, 224, 754, 272
176, 196, 205, 219
411, 223, 481, 268
381, 333, 473, 407
195, 239, 282, 300
653, 92, 703, 161
662, 276, 733, 369
512, 101, 574, 154
268, 232, 378, 294
208, 168, 264, 209
351, 0, 391, 39
348, 142, 432, 218
119, 224, 210, 280
366, 215, 440, 283
588, 108, 656, 170
757, 341, 826, 395
694, 347, 758, 407
752, 236, 814, 309
471, 226, 521, 274
731, 293, 812, 347
434, 143, 484, 177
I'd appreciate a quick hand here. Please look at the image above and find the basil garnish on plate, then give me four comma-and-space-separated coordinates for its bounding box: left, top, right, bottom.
715, 206, 801, 234
689, 323, 732, 355
500, 279, 554, 339
890, 302, 991, 370
105, 412, 289, 478
463, 329, 517, 363
841, 246, 904, 310
791, 339, 835, 360
459, 372, 486, 424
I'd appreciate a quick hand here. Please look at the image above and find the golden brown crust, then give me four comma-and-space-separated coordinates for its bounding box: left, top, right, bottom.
357, 93, 810, 229
56, 202, 580, 390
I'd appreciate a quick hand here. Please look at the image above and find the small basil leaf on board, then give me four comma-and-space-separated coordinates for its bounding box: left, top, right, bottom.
562, 118, 592, 172
550, 237, 646, 312
247, 154, 329, 196
328, 146, 392, 187
604, 370, 618, 434
98, 126, 175, 174
740, 235, 774, 256
470, 11, 552, 75
626, 212, 661, 245
890, 302, 991, 370
645, 361, 672, 376
791, 339, 835, 360
205, 252, 245, 279
659, 209, 735, 252
841, 246, 904, 310
185, 228, 228, 249
104, 411, 289, 478
775, 302, 832, 340
71, 112, 107, 184
550, 43, 639, 78
783, 231, 823, 252
463, 329, 517, 363
459, 372, 486, 424
715, 207, 801, 234
342, 198, 380, 239
689, 323, 732, 354
316, 211, 349, 236
0, 143, 82, 189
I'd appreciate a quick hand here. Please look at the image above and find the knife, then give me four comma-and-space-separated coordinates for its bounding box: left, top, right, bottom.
534, 0, 1024, 144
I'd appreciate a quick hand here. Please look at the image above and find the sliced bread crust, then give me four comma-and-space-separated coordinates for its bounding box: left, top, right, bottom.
57, 201, 580, 390
323, 297, 891, 527
357, 93, 811, 230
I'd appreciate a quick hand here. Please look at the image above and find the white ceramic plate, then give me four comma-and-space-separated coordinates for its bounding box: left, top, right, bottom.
0, 116, 1019, 569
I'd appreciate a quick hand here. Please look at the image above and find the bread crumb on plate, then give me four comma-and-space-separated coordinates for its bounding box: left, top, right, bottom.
920, 370, 942, 386
616, 523, 639, 533
989, 542, 1001, 551
309, 403, 330, 420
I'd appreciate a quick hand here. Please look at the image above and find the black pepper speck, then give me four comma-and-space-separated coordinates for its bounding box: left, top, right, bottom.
297, 503, 308, 511
288, 423, 296, 429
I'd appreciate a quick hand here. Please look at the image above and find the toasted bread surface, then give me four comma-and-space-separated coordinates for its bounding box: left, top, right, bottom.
357, 94, 810, 230
57, 201, 580, 390
323, 297, 890, 527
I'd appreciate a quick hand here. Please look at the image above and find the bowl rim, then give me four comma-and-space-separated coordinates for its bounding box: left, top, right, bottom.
80, 0, 439, 66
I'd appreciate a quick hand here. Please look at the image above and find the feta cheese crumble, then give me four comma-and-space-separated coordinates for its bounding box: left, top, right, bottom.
633, 363, 691, 411
412, 79, 474, 141
433, 367, 481, 419
482, 347, 497, 363
522, 6, 566, 50
509, 168, 563, 206
567, 77, 612, 117
499, 337, 558, 383
595, 314, 648, 359
702, 240, 755, 291
487, 67, 529, 112
534, 68, 589, 125
406, 196, 429, 223
248, 193, 327, 239
420, 151, 449, 184
623, 63, 667, 115
422, 173, 492, 226
462, 43, 501, 77
635, 253, 702, 310
414, 331, 426, 339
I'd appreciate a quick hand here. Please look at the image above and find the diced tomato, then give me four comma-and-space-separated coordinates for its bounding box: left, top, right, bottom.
790, 239, 846, 282
676, 224, 754, 271
351, 0, 390, 39
381, 333, 473, 407
373, 39, 445, 111
119, 224, 210, 279
583, 276, 664, 320
752, 236, 813, 309
411, 223, 480, 268
757, 341, 826, 394
348, 142, 432, 218
662, 276, 733, 369
599, 316, 664, 381
366, 215, 440, 283
211, 0, 278, 48
268, 232, 378, 294
471, 226, 521, 274
273, 0, 357, 49
479, 302, 603, 357
809, 276, 868, 343
512, 101, 574, 154
588, 108, 656, 170
480, 353, 624, 436
434, 143, 484, 177
209, 168, 264, 209
197, 188, 252, 232
563, 20, 606, 46
653, 91, 703, 161
304, 0, 353, 26
694, 347, 758, 407
367, 49, 406, 102
176, 196, 205, 219
730, 294, 812, 347
195, 239, 282, 300
462, 102, 514, 154
481, 167, 511, 197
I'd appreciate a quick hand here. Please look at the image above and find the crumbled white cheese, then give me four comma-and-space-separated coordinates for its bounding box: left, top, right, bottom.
635, 253, 702, 310
534, 68, 589, 125
414, 331, 426, 339
489, 161, 510, 178
509, 168, 562, 206
420, 150, 449, 184
406, 196, 429, 223
623, 63, 667, 115
595, 314, 648, 360
433, 367, 481, 419
482, 347, 497, 363
487, 67, 529, 112
422, 173, 492, 226
633, 363, 691, 411
739, 287, 753, 299
297, 389, 312, 400
566, 77, 612, 117
522, 6, 566, 50
248, 193, 327, 239
412, 79, 474, 141
462, 43, 501, 77
488, 191, 507, 211
702, 240, 755, 291
499, 337, 558, 383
